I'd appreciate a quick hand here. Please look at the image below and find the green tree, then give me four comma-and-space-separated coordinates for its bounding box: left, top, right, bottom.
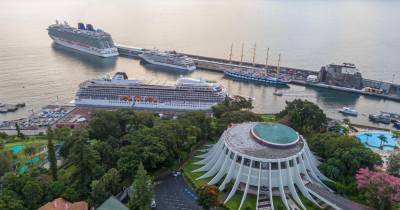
378, 134, 388, 148
0, 189, 25, 210
118, 127, 169, 179
90, 168, 122, 207
0, 151, 13, 177
69, 129, 103, 197
278, 99, 327, 134
62, 187, 80, 202
216, 110, 262, 134
196, 185, 220, 210
308, 133, 381, 182
47, 127, 58, 180
95, 140, 119, 171
212, 96, 253, 118
128, 163, 153, 210
178, 112, 212, 141
387, 152, 400, 177
15, 123, 24, 139
46, 180, 66, 201
89, 110, 121, 140
22, 180, 44, 210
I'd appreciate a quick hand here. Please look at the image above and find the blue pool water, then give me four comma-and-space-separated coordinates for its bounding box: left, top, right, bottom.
18, 156, 40, 175
356, 131, 399, 151
10, 145, 24, 154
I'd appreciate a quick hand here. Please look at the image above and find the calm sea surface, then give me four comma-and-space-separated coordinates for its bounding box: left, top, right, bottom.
1, 0, 400, 128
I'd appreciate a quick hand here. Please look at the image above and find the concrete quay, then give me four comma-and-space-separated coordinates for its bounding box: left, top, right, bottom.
116, 44, 400, 102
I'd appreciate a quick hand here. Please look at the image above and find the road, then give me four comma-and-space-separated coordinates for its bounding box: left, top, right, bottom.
154, 173, 200, 210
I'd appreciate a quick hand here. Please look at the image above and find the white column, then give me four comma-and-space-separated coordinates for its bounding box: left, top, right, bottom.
278, 161, 290, 210
299, 155, 312, 182
293, 158, 318, 205
268, 163, 274, 210
197, 146, 227, 179
304, 146, 332, 182
256, 163, 262, 210
224, 157, 244, 204
209, 150, 232, 185
239, 160, 253, 210
219, 153, 238, 191
194, 139, 223, 165
303, 151, 331, 190
286, 160, 306, 210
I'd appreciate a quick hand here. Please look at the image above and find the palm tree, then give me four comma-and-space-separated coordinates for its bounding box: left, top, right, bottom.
378, 134, 388, 149
364, 133, 372, 145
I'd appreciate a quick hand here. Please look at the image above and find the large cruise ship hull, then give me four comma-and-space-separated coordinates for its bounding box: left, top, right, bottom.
74, 99, 216, 111
51, 36, 119, 58
139, 55, 196, 72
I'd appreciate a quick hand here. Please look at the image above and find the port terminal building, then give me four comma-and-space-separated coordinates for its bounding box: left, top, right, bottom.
194, 122, 370, 210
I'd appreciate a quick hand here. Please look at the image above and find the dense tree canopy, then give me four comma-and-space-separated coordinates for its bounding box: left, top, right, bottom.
197, 185, 220, 210
387, 152, 400, 177
308, 133, 381, 181
69, 129, 104, 197
90, 168, 121, 207
278, 99, 327, 134
356, 168, 400, 210
128, 163, 153, 210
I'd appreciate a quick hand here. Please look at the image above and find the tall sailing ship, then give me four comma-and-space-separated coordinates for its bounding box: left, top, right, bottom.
47, 21, 118, 57
139, 50, 196, 72
74, 72, 226, 111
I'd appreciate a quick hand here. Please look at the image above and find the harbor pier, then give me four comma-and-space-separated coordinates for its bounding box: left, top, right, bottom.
116, 44, 400, 102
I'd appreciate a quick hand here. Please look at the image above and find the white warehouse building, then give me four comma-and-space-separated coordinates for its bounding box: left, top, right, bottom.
193, 122, 369, 210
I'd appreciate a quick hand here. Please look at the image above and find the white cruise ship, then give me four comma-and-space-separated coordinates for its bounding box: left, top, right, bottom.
74, 72, 226, 111
47, 21, 118, 57
139, 50, 196, 72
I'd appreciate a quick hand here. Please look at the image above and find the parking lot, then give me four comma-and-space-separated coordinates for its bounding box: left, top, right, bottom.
154, 173, 200, 210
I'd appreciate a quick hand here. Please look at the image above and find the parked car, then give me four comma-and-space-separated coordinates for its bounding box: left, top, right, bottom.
150, 199, 156, 209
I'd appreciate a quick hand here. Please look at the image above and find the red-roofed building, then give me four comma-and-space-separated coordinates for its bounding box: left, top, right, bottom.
38, 198, 88, 210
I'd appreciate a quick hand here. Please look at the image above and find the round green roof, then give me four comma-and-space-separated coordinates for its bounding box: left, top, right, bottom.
252, 123, 299, 146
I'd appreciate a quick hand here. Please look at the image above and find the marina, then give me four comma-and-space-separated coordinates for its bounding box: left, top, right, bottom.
116, 44, 400, 102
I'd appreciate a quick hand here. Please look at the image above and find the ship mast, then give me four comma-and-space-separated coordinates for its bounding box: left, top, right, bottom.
240, 42, 244, 66
252, 43, 256, 67
265, 48, 270, 74
228, 43, 233, 63
277, 54, 281, 77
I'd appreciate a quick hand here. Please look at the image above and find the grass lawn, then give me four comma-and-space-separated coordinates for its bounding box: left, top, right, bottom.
3, 138, 49, 151
225, 192, 257, 210
182, 148, 210, 187
259, 114, 278, 122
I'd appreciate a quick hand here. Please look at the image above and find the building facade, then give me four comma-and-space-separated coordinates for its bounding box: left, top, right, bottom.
194, 122, 352, 210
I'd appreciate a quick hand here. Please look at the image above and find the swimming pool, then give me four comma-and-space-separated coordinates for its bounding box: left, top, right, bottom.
356, 131, 399, 151
10, 145, 24, 154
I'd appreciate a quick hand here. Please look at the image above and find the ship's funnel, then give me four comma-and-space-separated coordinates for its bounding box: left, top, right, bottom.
78, 22, 86, 30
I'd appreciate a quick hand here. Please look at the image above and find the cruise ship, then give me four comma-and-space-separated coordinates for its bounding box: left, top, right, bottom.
47, 21, 118, 57
74, 72, 226, 111
224, 68, 290, 86
139, 50, 196, 72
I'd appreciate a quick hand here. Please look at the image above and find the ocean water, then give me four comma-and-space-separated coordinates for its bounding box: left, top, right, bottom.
0, 0, 400, 128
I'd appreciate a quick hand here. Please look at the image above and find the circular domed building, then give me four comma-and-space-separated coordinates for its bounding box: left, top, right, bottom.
193, 122, 334, 210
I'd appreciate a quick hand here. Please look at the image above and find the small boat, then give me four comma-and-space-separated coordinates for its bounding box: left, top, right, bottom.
369, 113, 391, 124
338, 107, 358, 116
273, 91, 283, 96
393, 121, 400, 130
